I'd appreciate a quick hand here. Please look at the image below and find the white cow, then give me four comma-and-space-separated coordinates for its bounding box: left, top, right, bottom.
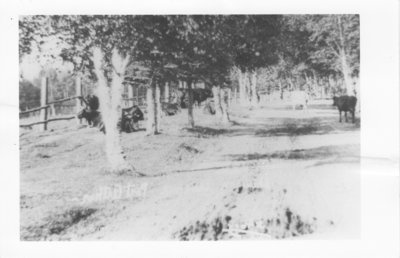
288, 90, 309, 110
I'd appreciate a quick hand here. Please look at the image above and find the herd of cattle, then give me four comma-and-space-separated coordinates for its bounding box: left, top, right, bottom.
77, 88, 214, 133
77, 88, 357, 133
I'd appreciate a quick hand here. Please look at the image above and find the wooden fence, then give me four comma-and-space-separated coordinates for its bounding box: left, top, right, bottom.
19, 76, 84, 131
20, 76, 148, 131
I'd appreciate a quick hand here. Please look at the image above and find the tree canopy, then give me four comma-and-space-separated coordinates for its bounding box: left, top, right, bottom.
19, 14, 360, 95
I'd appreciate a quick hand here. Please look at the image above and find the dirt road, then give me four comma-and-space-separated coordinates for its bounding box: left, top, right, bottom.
20, 103, 360, 240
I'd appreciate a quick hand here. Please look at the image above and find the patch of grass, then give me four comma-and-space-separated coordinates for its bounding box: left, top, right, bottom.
175, 216, 232, 241
35, 153, 51, 159
228, 145, 359, 162
174, 208, 321, 240
34, 142, 58, 148
22, 207, 97, 241
255, 118, 326, 138
178, 143, 201, 154
185, 126, 227, 137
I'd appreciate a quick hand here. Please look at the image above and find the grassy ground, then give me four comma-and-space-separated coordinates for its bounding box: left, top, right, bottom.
20, 100, 360, 240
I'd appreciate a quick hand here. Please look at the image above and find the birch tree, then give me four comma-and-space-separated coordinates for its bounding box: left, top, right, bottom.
19, 15, 146, 175
92, 47, 140, 174
305, 15, 360, 95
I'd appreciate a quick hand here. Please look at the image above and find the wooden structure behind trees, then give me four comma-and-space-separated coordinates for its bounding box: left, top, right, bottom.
122, 84, 147, 108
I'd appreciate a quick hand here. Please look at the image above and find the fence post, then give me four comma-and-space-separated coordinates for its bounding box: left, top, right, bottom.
40, 77, 48, 131
75, 76, 83, 124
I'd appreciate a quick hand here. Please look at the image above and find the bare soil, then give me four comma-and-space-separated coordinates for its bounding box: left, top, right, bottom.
20, 101, 360, 240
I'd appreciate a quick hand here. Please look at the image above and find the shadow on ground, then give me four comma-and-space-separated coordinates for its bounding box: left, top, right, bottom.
225, 144, 360, 164
186, 116, 360, 138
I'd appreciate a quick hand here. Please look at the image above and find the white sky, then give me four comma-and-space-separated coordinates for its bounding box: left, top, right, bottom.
19, 35, 74, 82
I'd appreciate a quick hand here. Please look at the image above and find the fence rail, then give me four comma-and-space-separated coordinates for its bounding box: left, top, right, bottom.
20, 76, 148, 131
19, 76, 84, 131
20, 116, 77, 128
19, 106, 49, 115
47, 96, 83, 105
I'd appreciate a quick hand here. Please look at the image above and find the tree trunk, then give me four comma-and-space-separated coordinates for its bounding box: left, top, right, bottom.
234, 87, 238, 104
288, 78, 294, 91
328, 75, 336, 95
226, 88, 232, 108
212, 85, 223, 118
311, 70, 318, 97
238, 70, 247, 106
146, 84, 156, 135
212, 85, 230, 123
249, 71, 258, 107
127, 84, 134, 107
75, 75, 83, 124
93, 47, 137, 175
337, 15, 354, 96
245, 73, 251, 104
304, 72, 311, 92
155, 83, 161, 132
187, 79, 195, 128
340, 50, 354, 95
353, 77, 360, 112
164, 82, 169, 103
220, 88, 230, 123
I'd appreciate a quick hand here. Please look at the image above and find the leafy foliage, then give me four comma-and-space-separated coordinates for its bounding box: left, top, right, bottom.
19, 15, 359, 96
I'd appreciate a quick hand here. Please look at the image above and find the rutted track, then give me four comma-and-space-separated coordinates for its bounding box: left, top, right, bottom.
20, 105, 360, 240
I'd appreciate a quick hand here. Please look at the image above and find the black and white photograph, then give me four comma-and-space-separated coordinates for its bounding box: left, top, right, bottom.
18, 14, 361, 241
0, 0, 399, 257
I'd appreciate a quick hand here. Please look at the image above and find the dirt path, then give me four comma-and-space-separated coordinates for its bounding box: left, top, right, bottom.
78, 107, 360, 240
20, 104, 360, 240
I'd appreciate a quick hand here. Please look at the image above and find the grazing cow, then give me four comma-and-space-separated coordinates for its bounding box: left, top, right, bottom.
333, 95, 357, 123
161, 102, 181, 116
193, 88, 213, 107
119, 105, 144, 133
177, 88, 213, 108
77, 108, 105, 133
288, 90, 309, 110
85, 94, 99, 111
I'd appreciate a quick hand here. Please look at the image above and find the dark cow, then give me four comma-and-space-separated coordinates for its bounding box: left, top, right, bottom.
193, 88, 213, 107
77, 108, 105, 133
333, 95, 357, 123
119, 105, 144, 133
178, 88, 213, 108
85, 94, 99, 111
161, 102, 181, 116
77, 94, 100, 124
